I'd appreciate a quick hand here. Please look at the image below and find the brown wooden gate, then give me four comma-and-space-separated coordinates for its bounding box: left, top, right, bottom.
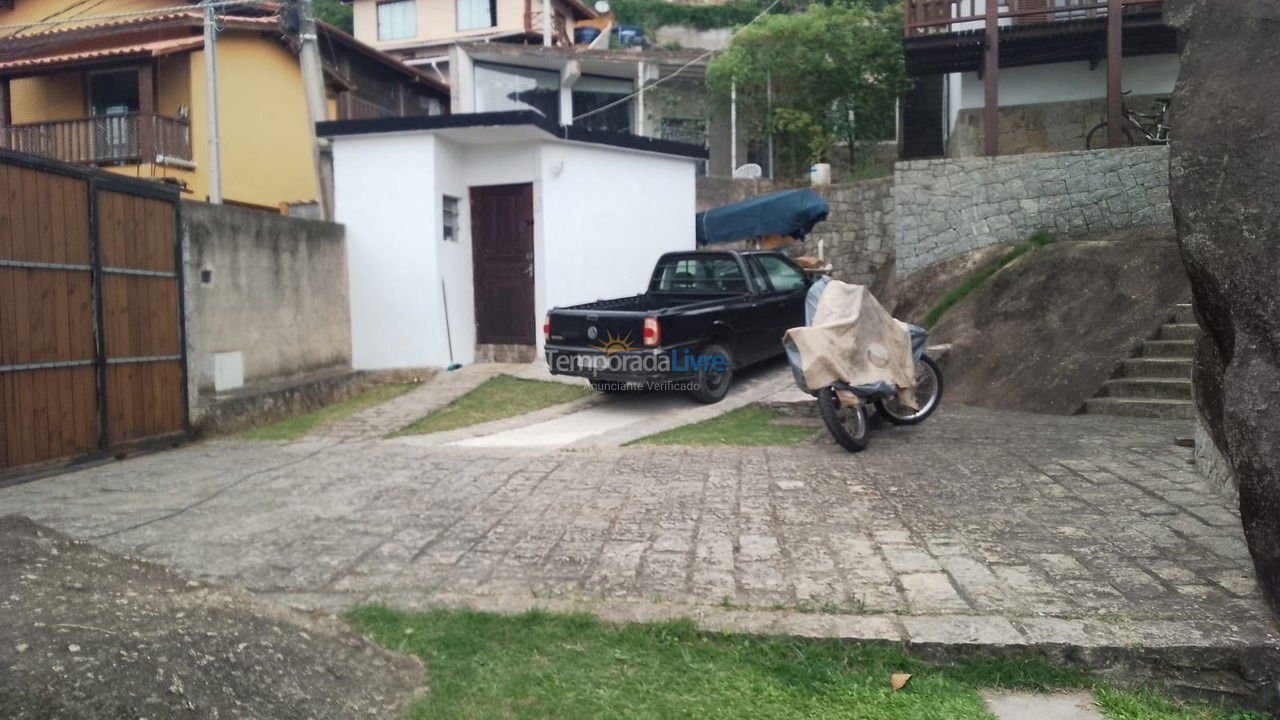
0, 149, 186, 474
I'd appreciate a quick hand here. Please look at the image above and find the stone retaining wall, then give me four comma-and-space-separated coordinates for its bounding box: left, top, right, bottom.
790, 178, 895, 288
695, 177, 895, 286
894, 145, 1172, 276
696, 146, 1172, 284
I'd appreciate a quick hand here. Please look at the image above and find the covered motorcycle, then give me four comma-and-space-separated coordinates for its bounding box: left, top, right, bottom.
783, 276, 942, 452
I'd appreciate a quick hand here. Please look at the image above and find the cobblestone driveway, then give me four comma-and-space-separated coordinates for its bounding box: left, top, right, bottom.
2, 404, 1275, 652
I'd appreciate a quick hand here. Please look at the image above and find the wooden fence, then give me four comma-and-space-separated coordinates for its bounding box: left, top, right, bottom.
0, 149, 186, 474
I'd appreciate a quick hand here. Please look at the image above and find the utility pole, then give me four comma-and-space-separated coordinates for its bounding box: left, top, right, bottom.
765, 70, 774, 179
297, 0, 331, 219
202, 0, 222, 203
729, 81, 738, 172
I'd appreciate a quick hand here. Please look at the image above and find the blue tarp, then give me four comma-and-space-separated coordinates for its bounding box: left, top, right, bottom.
696, 189, 830, 246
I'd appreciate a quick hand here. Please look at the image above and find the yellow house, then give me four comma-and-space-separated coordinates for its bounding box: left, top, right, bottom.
349, 0, 597, 62
0, 0, 449, 209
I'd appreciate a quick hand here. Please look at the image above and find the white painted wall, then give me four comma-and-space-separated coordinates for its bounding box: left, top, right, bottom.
957, 54, 1178, 109
432, 137, 476, 368
332, 133, 441, 370
332, 128, 697, 369
536, 141, 697, 349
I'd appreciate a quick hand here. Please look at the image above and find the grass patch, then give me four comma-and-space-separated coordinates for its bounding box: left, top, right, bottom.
348, 605, 1262, 720
392, 375, 592, 436
236, 382, 420, 441
1094, 687, 1264, 720
629, 404, 816, 446
922, 230, 1057, 328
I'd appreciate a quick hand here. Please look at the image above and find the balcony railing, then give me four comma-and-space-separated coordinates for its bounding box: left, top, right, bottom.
904, 0, 1164, 36
343, 95, 397, 120
0, 113, 192, 167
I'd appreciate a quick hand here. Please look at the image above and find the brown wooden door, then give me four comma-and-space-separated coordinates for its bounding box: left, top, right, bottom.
470, 183, 535, 346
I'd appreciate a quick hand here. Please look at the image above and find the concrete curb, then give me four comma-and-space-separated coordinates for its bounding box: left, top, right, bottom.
268, 589, 1280, 711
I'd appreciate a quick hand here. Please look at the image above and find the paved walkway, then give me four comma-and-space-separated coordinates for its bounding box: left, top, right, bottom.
306, 363, 520, 444
401, 358, 809, 449
2, 395, 1275, 657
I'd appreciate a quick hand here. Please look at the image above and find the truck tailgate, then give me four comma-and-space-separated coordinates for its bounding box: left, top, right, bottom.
549, 308, 647, 350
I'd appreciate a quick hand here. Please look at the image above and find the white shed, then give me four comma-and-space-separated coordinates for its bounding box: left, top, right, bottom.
320, 111, 703, 370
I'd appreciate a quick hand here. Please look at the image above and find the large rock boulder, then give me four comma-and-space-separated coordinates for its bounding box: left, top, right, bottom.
1166, 0, 1280, 612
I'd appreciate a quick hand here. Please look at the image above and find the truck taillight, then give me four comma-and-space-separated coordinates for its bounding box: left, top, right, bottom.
543, 315, 551, 341
643, 316, 660, 347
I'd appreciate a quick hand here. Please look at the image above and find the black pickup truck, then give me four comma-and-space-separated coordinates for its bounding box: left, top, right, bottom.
544, 250, 812, 403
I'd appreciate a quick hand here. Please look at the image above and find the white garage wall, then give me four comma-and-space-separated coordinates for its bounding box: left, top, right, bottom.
332, 133, 441, 370
536, 141, 697, 350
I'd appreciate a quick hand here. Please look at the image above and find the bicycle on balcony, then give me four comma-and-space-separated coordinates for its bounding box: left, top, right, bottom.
1086, 92, 1172, 149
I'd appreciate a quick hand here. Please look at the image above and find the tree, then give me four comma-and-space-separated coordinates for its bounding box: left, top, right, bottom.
706, 1, 910, 178
312, 0, 354, 33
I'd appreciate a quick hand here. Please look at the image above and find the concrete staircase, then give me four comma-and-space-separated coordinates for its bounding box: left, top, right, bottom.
1082, 303, 1198, 420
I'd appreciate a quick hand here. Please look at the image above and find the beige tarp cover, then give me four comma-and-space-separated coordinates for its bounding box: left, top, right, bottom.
783, 281, 918, 408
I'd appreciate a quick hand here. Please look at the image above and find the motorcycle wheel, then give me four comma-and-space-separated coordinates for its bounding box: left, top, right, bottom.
817, 387, 870, 453
876, 354, 943, 426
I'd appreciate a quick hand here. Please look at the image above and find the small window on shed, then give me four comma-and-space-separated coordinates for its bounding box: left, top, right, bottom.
442, 195, 460, 241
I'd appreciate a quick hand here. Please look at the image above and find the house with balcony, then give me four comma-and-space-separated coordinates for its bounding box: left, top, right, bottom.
0, 0, 449, 210
348, 0, 599, 67
899, 0, 1177, 158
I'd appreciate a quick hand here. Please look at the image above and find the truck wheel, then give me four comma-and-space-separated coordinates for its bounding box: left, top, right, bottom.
689, 343, 733, 404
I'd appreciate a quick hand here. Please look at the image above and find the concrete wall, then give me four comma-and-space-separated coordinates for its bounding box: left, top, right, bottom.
653, 25, 732, 50
184, 201, 351, 397
894, 145, 1172, 277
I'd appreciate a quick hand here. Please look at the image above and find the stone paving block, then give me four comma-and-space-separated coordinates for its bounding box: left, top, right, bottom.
738, 535, 781, 562
900, 572, 970, 613
882, 545, 943, 574
903, 615, 1025, 645
981, 691, 1104, 720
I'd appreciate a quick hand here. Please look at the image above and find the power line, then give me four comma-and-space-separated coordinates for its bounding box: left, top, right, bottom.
570, 0, 783, 123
